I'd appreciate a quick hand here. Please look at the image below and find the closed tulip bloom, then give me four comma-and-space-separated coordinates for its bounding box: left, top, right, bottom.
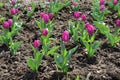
74, 11, 80, 19
100, 0, 104, 5
33, 40, 40, 48
15, 9, 19, 14
62, 30, 70, 42
42, 14, 49, 23
85, 23, 90, 28
100, 5, 105, 11
7, 19, 13, 26
72, 1, 78, 6
116, 19, 120, 27
40, 12, 45, 18
42, 28, 48, 36
87, 25, 95, 34
81, 13, 87, 21
28, 7, 32, 11
12, 0, 16, 6
48, 13, 53, 20
3, 21, 10, 29
113, 0, 118, 5
10, 8, 16, 15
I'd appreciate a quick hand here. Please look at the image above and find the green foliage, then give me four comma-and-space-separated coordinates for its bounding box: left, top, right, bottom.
91, 0, 111, 21
26, 0, 36, 18
0, 2, 4, 8
49, 0, 70, 15
54, 41, 78, 72
9, 41, 22, 55
94, 21, 120, 46
107, 1, 120, 11
80, 31, 101, 58
36, 19, 54, 32
27, 46, 44, 71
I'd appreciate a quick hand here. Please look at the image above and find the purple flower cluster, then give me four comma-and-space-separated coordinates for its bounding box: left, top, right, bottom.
40, 12, 53, 23
3, 19, 13, 29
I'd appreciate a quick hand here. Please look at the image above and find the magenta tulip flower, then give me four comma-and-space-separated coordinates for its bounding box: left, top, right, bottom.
62, 30, 70, 42
33, 40, 40, 48
85, 23, 90, 28
3, 21, 10, 29
10, 8, 16, 15
86, 25, 95, 34
73, 11, 80, 19
28, 7, 32, 12
40, 12, 45, 18
48, 13, 53, 20
42, 28, 48, 36
113, 0, 118, 5
100, 0, 104, 5
81, 13, 87, 21
72, 1, 78, 6
116, 19, 120, 27
10, 8, 18, 15
42, 14, 49, 23
7, 19, 13, 26
100, 5, 105, 11
12, 0, 16, 6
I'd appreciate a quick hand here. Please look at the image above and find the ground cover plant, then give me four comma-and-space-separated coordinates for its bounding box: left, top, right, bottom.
0, 0, 120, 80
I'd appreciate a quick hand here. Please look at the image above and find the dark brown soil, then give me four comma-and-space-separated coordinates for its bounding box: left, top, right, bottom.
0, 1, 120, 80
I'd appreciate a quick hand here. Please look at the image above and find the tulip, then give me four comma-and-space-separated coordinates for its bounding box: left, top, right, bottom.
48, 13, 53, 20
10, 8, 18, 15
40, 12, 45, 18
62, 30, 70, 42
28, 7, 32, 12
113, 0, 118, 5
15, 9, 19, 14
7, 19, 13, 26
10, 8, 16, 15
81, 13, 87, 21
3, 21, 10, 29
116, 19, 120, 27
73, 11, 80, 19
33, 40, 40, 48
72, 1, 78, 6
85, 23, 90, 28
42, 14, 49, 23
86, 25, 95, 34
42, 28, 48, 36
100, 5, 105, 11
100, 0, 104, 5
12, 0, 16, 6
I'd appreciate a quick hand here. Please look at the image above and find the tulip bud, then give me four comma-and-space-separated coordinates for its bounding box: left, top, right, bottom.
10, 8, 16, 15
73, 11, 80, 19
85, 23, 90, 28
86, 25, 95, 34
42, 14, 49, 23
72, 1, 78, 6
62, 30, 70, 42
7, 19, 13, 26
33, 40, 40, 48
12, 0, 16, 6
100, 5, 105, 11
100, 0, 104, 5
3, 21, 10, 29
42, 28, 48, 36
113, 0, 118, 5
40, 12, 45, 18
15, 9, 19, 14
28, 7, 32, 12
81, 13, 87, 21
48, 13, 53, 20
116, 19, 120, 27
